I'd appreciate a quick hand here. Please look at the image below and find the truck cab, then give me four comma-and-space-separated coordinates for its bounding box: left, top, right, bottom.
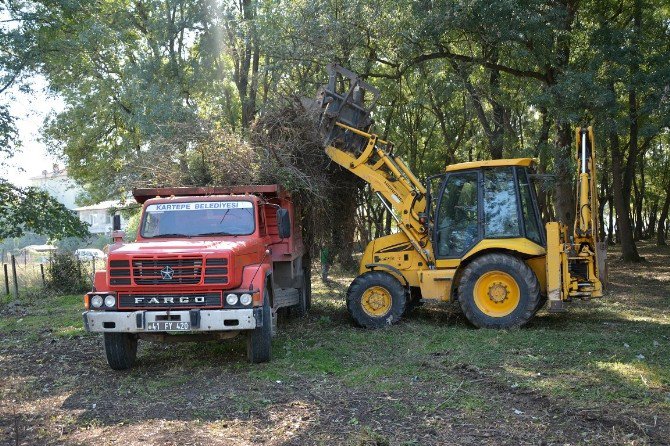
82, 185, 310, 369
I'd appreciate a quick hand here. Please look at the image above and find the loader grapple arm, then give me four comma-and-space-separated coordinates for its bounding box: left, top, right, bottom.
308, 64, 432, 264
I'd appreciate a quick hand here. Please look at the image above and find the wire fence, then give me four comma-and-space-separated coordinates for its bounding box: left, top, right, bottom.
1, 255, 100, 299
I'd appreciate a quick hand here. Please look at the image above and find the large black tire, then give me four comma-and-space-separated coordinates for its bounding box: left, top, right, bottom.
292, 269, 310, 318
346, 271, 407, 329
247, 289, 272, 363
304, 264, 312, 310
458, 253, 540, 329
533, 293, 548, 315
103, 333, 138, 370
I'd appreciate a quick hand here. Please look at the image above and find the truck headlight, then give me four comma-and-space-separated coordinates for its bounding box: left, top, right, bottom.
226, 293, 238, 305
91, 295, 104, 308
239, 293, 252, 306
104, 295, 116, 308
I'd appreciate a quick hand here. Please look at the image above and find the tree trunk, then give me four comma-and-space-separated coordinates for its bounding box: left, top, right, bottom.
553, 123, 575, 227
633, 152, 645, 240
610, 130, 642, 261
608, 196, 614, 245
657, 186, 670, 246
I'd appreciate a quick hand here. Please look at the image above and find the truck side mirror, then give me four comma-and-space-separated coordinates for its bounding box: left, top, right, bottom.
111, 214, 125, 243
113, 214, 121, 231
276, 209, 291, 239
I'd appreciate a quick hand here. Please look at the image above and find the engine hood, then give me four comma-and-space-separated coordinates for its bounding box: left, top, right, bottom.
110, 238, 259, 256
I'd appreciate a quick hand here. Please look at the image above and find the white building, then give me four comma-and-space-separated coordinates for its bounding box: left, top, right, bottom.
28, 164, 83, 210
73, 200, 130, 235
29, 164, 131, 235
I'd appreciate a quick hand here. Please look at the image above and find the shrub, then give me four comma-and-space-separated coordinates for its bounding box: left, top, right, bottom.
46, 251, 89, 294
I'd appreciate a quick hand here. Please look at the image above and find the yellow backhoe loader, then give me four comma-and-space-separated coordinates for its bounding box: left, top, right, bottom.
307, 64, 607, 329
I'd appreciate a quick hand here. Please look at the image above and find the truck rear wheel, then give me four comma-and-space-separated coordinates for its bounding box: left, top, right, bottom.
458, 253, 540, 329
247, 289, 272, 363
346, 271, 406, 329
303, 263, 312, 310
292, 269, 310, 317
103, 333, 138, 370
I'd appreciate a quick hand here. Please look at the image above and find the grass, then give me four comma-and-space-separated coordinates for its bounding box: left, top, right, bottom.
1, 242, 669, 444
0, 293, 84, 339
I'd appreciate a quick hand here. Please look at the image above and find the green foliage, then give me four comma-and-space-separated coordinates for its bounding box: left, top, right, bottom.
45, 251, 89, 294
0, 180, 90, 241
123, 209, 142, 242
1, 0, 669, 256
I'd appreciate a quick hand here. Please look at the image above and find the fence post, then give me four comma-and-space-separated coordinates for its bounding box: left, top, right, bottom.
3, 264, 9, 295
40, 263, 46, 287
11, 255, 18, 298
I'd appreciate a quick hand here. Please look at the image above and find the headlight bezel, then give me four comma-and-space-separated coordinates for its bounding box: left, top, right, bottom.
90, 295, 104, 308
239, 293, 253, 306
225, 293, 239, 305
104, 294, 116, 308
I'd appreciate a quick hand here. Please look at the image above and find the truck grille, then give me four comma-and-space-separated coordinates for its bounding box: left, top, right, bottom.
118, 292, 222, 309
204, 258, 229, 284
132, 257, 203, 285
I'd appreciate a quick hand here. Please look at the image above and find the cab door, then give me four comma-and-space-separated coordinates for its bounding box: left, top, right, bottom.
433, 170, 482, 260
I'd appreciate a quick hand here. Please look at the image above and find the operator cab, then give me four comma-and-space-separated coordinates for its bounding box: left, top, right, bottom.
431, 158, 545, 259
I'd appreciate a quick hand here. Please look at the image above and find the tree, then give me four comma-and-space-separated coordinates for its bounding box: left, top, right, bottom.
0, 180, 90, 240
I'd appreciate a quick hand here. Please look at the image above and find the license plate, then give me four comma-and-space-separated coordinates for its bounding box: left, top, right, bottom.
146, 321, 191, 331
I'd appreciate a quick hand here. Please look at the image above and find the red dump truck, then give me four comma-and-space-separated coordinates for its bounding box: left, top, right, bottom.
82, 185, 310, 369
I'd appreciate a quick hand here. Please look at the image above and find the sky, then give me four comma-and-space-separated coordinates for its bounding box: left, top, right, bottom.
4, 75, 64, 187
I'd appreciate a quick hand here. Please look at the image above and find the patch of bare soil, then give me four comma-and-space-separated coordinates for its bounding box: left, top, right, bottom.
2, 244, 669, 445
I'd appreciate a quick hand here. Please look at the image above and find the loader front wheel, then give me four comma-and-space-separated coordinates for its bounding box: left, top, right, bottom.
458, 253, 539, 329
347, 271, 406, 329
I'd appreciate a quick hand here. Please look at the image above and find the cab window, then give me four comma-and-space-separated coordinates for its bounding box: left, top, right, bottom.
435, 171, 479, 257
483, 168, 520, 238
258, 205, 267, 236
517, 167, 543, 245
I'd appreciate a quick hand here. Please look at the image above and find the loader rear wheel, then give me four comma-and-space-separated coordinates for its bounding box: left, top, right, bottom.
347, 271, 406, 329
458, 253, 539, 329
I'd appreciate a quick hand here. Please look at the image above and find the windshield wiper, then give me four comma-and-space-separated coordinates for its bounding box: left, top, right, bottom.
198, 231, 237, 236
146, 233, 192, 238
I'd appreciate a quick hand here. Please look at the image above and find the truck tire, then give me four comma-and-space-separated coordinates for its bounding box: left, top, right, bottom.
304, 263, 312, 310
247, 289, 272, 363
103, 333, 138, 370
346, 271, 406, 329
292, 278, 309, 317
458, 253, 540, 329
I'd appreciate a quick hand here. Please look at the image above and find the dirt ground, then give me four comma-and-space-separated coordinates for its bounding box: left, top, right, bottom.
1, 243, 669, 445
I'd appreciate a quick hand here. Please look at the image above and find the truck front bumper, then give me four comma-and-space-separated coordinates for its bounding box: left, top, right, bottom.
83, 308, 259, 333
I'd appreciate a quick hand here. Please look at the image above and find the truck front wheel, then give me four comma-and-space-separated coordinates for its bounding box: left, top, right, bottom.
346, 271, 406, 329
247, 289, 272, 363
103, 333, 138, 370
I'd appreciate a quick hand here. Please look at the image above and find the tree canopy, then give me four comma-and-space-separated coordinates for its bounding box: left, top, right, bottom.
1, 0, 669, 260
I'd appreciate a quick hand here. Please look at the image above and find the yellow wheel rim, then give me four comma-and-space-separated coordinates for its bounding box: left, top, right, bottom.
473, 271, 521, 318
361, 286, 393, 317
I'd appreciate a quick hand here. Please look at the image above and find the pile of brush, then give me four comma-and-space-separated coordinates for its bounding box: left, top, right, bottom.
251, 97, 361, 259
121, 96, 361, 262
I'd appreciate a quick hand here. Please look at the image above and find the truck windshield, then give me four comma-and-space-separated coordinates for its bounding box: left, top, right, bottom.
140, 201, 255, 238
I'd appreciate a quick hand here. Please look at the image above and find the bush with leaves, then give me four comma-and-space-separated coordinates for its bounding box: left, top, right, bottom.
46, 251, 90, 294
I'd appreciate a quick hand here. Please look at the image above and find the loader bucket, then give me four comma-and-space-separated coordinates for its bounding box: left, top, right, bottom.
303, 63, 380, 154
